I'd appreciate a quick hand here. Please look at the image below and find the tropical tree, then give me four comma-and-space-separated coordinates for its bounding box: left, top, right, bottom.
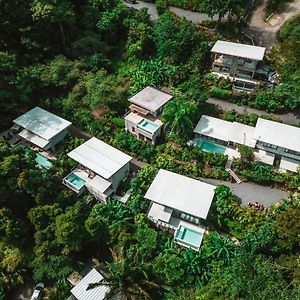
203, 231, 236, 264
200, 0, 246, 24
88, 247, 160, 300
162, 96, 198, 138
30, 0, 75, 52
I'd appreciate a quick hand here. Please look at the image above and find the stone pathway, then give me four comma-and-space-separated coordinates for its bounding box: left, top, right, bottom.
201, 177, 288, 207
207, 97, 300, 126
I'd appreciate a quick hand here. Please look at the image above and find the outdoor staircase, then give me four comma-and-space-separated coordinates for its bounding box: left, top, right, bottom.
225, 159, 242, 184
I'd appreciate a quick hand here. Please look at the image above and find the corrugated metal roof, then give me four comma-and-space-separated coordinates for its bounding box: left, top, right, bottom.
85, 175, 112, 193
67, 137, 132, 179
229, 122, 256, 148
255, 118, 300, 153
211, 40, 266, 61
18, 129, 50, 148
70, 268, 110, 300
194, 115, 233, 142
145, 169, 215, 220
13, 107, 71, 140
129, 87, 173, 112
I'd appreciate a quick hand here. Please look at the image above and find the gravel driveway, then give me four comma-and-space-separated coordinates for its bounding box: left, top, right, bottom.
201, 178, 288, 207
207, 98, 300, 126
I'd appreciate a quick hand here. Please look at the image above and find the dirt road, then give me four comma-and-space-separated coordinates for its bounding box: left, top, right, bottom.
244, 0, 300, 49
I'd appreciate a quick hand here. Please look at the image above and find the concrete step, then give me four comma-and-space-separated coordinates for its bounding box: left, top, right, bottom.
229, 169, 242, 184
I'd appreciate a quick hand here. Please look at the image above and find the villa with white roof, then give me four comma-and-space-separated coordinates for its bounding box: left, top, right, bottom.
211, 40, 266, 91
63, 137, 132, 201
13, 106, 71, 152
67, 268, 111, 300
194, 115, 300, 173
145, 169, 216, 251
255, 118, 300, 172
125, 86, 173, 145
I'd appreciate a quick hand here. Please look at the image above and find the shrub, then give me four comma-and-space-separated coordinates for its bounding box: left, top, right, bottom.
111, 117, 125, 128
209, 87, 232, 100
156, 0, 168, 15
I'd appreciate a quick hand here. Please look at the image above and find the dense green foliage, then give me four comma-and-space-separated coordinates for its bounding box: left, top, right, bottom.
1, 1, 300, 299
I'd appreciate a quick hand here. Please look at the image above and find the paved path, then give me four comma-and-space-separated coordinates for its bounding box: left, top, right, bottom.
169, 6, 219, 23
244, 0, 300, 48
124, 1, 159, 21
201, 178, 288, 207
207, 97, 300, 125
123, 1, 218, 23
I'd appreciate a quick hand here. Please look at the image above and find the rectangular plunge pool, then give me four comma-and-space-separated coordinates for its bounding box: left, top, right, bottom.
64, 172, 86, 191
138, 119, 159, 134
175, 225, 204, 250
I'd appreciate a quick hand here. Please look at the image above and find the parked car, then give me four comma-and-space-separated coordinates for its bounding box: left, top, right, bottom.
124, 0, 137, 3
31, 283, 44, 300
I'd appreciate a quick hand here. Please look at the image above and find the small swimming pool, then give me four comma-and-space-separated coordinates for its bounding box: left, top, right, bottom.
138, 119, 159, 134
36, 153, 52, 169
17, 144, 52, 169
64, 172, 86, 191
175, 225, 204, 250
196, 139, 226, 154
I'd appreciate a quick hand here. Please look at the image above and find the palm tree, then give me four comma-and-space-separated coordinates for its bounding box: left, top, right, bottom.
205, 232, 236, 264
87, 247, 160, 300
162, 97, 197, 138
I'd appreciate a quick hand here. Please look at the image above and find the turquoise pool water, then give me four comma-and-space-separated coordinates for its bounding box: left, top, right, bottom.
175, 225, 203, 249
138, 119, 159, 134
36, 153, 52, 169
64, 172, 86, 190
196, 139, 226, 154
17, 144, 52, 169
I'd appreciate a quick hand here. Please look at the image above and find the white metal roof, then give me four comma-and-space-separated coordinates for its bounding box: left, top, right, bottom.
228, 122, 256, 148
148, 202, 173, 223
18, 129, 50, 149
85, 175, 112, 193
211, 40, 266, 61
144, 169, 215, 220
13, 107, 71, 141
194, 115, 233, 142
129, 86, 173, 112
68, 137, 132, 179
70, 268, 110, 300
254, 118, 300, 153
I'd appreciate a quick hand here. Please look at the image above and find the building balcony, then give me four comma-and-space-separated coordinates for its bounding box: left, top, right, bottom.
147, 202, 205, 251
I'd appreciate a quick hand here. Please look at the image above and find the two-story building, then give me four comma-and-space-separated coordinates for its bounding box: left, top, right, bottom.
63, 137, 132, 201
125, 86, 173, 145
211, 40, 266, 91
13, 106, 72, 152
194, 115, 300, 173
145, 169, 216, 251
255, 118, 300, 173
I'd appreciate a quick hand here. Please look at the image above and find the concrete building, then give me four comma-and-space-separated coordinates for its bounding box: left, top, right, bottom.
194, 115, 300, 172
145, 169, 216, 251
255, 118, 300, 172
13, 107, 71, 152
211, 40, 266, 91
63, 137, 132, 201
125, 86, 173, 145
